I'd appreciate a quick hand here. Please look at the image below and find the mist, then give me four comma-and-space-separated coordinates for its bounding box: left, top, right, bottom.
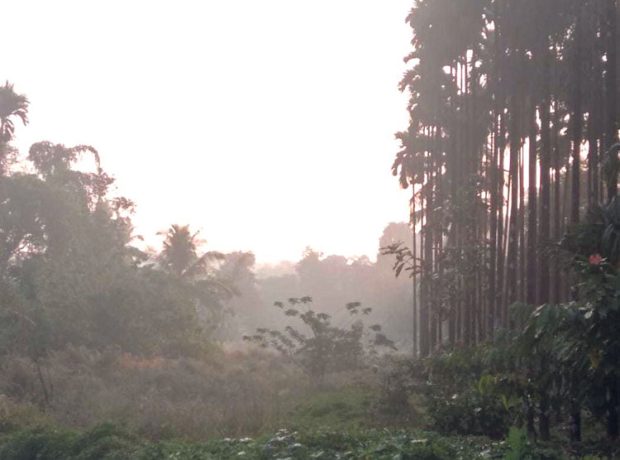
1, 1, 620, 459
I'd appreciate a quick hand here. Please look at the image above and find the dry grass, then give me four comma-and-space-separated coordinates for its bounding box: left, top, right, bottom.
0, 345, 311, 440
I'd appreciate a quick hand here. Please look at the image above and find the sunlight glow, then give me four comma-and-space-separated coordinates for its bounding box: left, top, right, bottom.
4, 0, 413, 263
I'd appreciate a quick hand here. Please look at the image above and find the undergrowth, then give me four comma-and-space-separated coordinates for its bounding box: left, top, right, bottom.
0, 424, 502, 460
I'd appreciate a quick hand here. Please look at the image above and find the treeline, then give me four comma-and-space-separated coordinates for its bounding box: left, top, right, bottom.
393, 0, 620, 354
0, 82, 240, 367
228, 224, 414, 346
0, 83, 316, 436
389, 0, 620, 444
0, 81, 422, 439
0, 80, 415, 397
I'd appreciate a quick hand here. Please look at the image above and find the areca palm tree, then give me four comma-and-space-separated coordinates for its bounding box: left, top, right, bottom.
394, 0, 603, 349
0, 82, 29, 174
393, 0, 620, 442
0, 81, 28, 142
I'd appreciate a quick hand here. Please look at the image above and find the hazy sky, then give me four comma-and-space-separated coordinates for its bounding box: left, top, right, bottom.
4, 0, 412, 264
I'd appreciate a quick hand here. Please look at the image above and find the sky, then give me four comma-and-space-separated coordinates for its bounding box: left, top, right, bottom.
4, 0, 413, 264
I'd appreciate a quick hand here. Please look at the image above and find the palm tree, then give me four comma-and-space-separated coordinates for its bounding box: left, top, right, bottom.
159, 224, 224, 278
160, 224, 199, 277
158, 224, 233, 334
0, 82, 29, 174
0, 82, 28, 142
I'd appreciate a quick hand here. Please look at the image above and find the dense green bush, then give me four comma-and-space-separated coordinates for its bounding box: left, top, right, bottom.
379, 349, 514, 439
0, 423, 143, 460
425, 381, 511, 439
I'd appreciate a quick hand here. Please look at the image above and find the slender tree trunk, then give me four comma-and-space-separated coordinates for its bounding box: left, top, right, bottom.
411, 198, 418, 357
506, 97, 521, 322
570, 399, 582, 443
448, 64, 458, 346
420, 180, 430, 357
34, 358, 50, 407
571, 13, 583, 226
552, 101, 563, 304
608, 375, 619, 440
429, 136, 438, 352
539, 53, 552, 306
527, 108, 538, 306
497, 113, 507, 325
526, 397, 537, 438
605, 0, 619, 202
489, 129, 498, 334
539, 393, 551, 441
519, 144, 526, 303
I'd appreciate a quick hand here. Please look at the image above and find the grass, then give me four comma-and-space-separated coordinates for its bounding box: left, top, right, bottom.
286, 386, 374, 431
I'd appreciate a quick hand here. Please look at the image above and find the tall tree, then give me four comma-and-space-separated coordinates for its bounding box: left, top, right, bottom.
394, 0, 620, 359
0, 82, 28, 174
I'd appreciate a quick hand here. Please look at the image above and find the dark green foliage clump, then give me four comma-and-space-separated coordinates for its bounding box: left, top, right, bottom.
425, 383, 511, 440
381, 349, 513, 439
0, 423, 141, 460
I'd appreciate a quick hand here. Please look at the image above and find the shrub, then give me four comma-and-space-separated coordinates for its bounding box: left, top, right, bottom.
244, 297, 396, 384
425, 375, 512, 439
0, 427, 77, 460
375, 355, 423, 424
378, 349, 514, 439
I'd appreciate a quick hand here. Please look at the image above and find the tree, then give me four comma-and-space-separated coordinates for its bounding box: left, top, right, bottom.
244, 297, 395, 384
158, 224, 233, 335
393, 0, 618, 353
0, 82, 28, 173
160, 224, 205, 277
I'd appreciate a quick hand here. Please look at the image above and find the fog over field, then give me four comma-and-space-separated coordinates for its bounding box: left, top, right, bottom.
1, 1, 620, 459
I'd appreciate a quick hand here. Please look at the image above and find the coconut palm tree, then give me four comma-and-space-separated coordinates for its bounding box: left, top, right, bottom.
159, 224, 226, 278
158, 224, 234, 333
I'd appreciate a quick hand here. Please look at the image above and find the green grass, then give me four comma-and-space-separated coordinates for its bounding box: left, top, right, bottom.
287, 386, 375, 431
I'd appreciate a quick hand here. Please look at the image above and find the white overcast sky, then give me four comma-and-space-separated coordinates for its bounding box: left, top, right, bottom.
4, 0, 412, 263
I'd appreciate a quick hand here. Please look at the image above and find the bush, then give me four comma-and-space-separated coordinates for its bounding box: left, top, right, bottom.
378, 349, 514, 439
0, 424, 144, 460
375, 355, 423, 425
0, 427, 78, 460
424, 351, 514, 438
425, 376, 512, 439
